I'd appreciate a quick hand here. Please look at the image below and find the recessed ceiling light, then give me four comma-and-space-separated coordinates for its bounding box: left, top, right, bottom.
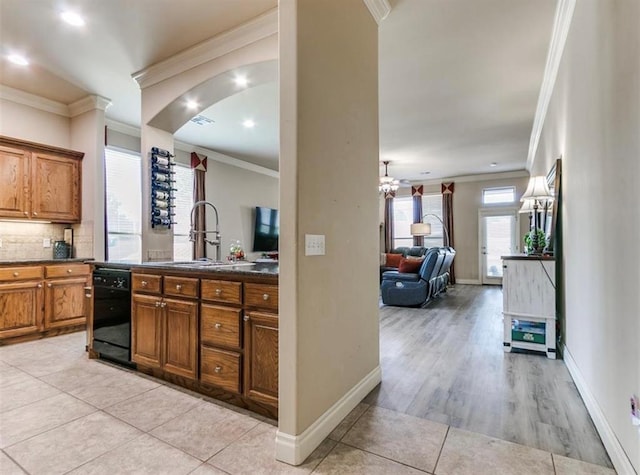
234, 76, 248, 87
420, 171, 431, 175
186, 100, 199, 110
490, 162, 498, 167
243, 119, 255, 128
7, 54, 29, 66
60, 11, 85, 27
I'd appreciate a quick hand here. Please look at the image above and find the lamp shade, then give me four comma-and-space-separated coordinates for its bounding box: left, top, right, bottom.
410, 222, 432, 236
521, 176, 552, 201
519, 200, 535, 213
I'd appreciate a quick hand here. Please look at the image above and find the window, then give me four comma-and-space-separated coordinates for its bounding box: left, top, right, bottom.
105, 148, 142, 262
392, 194, 443, 249
173, 164, 194, 261
482, 186, 515, 205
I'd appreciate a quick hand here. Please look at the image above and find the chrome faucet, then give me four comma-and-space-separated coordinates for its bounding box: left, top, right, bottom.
189, 200, 222, 262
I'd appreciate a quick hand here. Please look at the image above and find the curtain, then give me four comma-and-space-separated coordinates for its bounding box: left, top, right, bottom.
412, 185, 424, 246
441, 182, 455, 284
384, 191, 395, 252
191, 153, 207, 259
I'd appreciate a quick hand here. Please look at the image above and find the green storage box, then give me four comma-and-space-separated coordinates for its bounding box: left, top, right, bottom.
512, 320, 546, 345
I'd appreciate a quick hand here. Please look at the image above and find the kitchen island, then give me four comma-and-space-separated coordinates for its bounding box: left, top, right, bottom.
89, 261, 279, 419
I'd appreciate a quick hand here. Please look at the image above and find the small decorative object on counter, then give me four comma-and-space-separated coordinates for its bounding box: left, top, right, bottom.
229, 240, 245, 261
150, 147, 176, 228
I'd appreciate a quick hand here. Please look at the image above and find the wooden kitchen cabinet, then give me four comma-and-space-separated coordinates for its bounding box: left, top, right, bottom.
131, 273, 198, 380
0, 263, 89, 343
0, 145, 30, 218
244, 310, 278, 407
0, 280, 43, 339
132, 293, 163, 368
43, 264, 90, 330
0, 136, 83, 223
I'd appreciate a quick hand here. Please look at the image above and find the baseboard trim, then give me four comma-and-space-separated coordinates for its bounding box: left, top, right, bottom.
564, 346, 637, 475
275, 365, 382, 465
455, 279, 481, 285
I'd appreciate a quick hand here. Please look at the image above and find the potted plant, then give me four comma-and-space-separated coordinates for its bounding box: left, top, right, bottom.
524, 229, 547, 255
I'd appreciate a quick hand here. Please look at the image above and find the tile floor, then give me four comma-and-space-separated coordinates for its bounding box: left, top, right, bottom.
0, 332, 617, 474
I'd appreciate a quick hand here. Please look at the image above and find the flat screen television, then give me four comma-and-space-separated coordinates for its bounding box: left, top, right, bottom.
252, 206, 279, 252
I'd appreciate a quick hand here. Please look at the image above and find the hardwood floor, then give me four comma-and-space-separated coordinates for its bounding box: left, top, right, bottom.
366, 284, 613, 468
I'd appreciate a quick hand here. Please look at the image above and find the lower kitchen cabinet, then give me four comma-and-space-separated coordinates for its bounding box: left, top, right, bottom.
0, 280, 43, 339
0, 263, 89, 343
244, 311, 279, 407
131, 280, 198, 380
163, 297, 198, 379
132, 293, 163, 368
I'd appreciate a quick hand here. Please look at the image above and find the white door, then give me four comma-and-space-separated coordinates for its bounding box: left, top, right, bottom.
480, 210, 518, 285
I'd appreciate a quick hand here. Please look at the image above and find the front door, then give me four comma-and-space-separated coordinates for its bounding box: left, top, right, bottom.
480, 209, 517, 285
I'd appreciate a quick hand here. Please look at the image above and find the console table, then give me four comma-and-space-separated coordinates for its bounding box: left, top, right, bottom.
501, 256, 556, 359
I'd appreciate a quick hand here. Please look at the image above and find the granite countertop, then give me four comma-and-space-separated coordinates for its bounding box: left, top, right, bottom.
501, 254, 555, 261
91, 260, 279, 276
0, 258, 93, 266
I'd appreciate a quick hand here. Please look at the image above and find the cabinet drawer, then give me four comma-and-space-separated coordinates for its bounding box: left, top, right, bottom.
164, 276, 199, 298
201, 304, 241, 349
45, 264, 90, 279
0, 266, 43, 282
245, 283, 278, 311
132, 274, 162, 294
200, 346, 241, 394
201, 279, 241, 304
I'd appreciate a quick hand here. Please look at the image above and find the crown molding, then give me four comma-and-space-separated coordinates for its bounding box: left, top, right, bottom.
174, 139, 279, 179
526, 0, 576, 171
105, 118, 141, 137
0, 85, 69, 117
413, 169, 529, 187
69, 95, 112, 117
132, 8, 278, 89
363, 0, 391, 24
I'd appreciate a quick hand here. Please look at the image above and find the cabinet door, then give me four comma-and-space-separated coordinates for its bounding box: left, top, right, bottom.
132, 293, 163, 368
163, 297, 198, 380
31, 152, 81, 222
0, 281, 43, 339
244, 311, 278, 407
44, 277, 88, 329
0, 146, 30, 218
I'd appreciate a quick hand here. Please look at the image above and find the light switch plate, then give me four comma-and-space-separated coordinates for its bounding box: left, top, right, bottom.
305, 234, 325, 256
43, 238, 51, 248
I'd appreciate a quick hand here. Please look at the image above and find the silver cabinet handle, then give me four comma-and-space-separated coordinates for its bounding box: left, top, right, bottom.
23, 211, 28, 216
243, 315, 250, 322
155, 301, 161, 307
214, 366, 222, 373
141, 280, 148, 287
215, 289, 222, 296
176, 284, 182, 291
13, 272, 19, 277
161, 302, 167, 308
33, 212, 38, 216
263, 293, 269, 301
47, 283, 52, 288
67, 269, 73, 273
37, 283, 43, 288
215, 323, 222, 329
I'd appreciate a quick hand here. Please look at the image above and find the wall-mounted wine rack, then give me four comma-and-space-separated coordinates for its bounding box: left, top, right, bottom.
150, 147, 176, 228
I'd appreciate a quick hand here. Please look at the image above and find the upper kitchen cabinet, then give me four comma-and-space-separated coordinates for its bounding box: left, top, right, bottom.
0, 136, 83, 223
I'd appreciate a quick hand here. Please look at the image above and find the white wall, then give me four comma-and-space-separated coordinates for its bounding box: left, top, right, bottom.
532, 0, 639, 471
278, 0, 380, 464
0, 98, 70, 148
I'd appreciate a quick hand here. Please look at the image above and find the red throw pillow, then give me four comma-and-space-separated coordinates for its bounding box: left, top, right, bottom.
385, 253, 403, 268
398, 257, 424, 273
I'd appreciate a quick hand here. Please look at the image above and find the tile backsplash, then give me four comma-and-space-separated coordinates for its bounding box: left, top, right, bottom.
0, 221, 93, 261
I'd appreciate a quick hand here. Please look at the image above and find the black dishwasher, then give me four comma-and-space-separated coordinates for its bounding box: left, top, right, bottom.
92, 268, 134, 367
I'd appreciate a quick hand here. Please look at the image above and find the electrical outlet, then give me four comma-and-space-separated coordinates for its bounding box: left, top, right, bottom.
305, 234, 325, 256
43, 238, 51, 248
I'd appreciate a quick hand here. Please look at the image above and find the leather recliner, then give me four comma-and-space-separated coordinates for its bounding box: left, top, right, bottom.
380, 248, 441, 307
